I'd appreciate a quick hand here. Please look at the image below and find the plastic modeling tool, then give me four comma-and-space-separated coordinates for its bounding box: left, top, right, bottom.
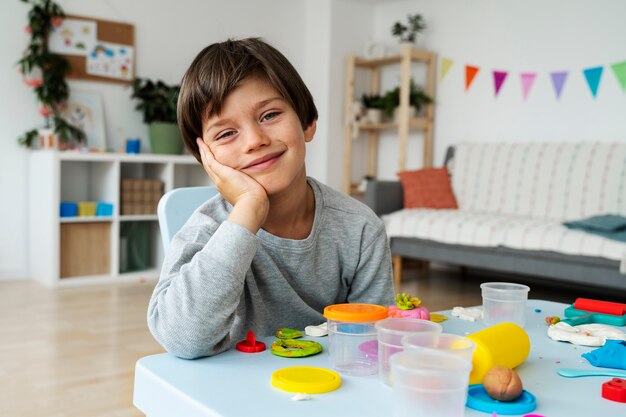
466, 384, 537, 415
574, 298, 626, 316
235, 330, 266, 353
602, 378, 626, 403
557, 368, 626, 378
562, 300, 626, 326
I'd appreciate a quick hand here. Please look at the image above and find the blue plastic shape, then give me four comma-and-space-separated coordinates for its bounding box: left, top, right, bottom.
466, 384, 537, 415
96, 202, 114, 216
60, 202, 78, 217
126, 138, 141, 154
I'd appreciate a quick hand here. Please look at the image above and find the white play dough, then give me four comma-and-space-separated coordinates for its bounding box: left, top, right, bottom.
547, 322, 626, 346
305, 322, 328, 337
451, 306, 483, 322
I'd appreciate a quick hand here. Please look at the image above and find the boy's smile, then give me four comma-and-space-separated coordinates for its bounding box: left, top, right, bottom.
201, 74, 315, 195
241, 150, 285, 171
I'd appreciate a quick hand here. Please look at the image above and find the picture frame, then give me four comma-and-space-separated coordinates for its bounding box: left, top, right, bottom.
62, 90, 106, 150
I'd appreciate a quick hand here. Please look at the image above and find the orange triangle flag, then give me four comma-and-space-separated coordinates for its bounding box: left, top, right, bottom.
465, 65, 480, 91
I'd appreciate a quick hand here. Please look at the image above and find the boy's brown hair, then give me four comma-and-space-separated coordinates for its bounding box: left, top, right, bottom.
178, 38, 318, 162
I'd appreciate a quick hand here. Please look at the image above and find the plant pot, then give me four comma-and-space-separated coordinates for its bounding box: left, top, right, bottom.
365, 108, 384, 124
38, 128, 58, 149
149, 122, 183, 154
393, 106, 418, 123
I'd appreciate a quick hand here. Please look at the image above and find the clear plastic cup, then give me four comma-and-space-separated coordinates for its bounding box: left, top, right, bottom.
480, 282, 530, 327
402, 332, 476, 364
390, 350, 471, 417
375, 318, 442, 386
323, 303, 389, 376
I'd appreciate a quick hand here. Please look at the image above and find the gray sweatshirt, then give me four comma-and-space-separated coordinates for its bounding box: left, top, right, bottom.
148, 177, 394, 359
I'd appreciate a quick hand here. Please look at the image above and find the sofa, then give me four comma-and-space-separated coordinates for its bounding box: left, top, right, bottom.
365, 142, 626, 292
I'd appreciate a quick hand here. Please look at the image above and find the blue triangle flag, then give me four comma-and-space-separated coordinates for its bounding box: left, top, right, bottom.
583, 66, 604, 98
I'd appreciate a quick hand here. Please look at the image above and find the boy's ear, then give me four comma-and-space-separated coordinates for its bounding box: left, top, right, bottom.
304, 120, 317, 143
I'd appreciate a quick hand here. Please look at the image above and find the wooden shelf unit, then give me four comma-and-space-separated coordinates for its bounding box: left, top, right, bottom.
343, 45, 436, 193
29, 150, 210, 287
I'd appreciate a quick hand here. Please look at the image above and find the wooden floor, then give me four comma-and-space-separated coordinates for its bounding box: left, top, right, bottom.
0, 265, 622, 417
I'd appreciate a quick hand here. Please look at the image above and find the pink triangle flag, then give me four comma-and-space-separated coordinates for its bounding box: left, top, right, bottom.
493, 71, 508, 97
520, 72, 537, 101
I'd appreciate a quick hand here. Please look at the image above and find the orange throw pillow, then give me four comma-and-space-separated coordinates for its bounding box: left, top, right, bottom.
397, 168, 458, 209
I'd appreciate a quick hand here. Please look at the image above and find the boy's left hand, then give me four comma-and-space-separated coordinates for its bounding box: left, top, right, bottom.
196, 138, 269, 233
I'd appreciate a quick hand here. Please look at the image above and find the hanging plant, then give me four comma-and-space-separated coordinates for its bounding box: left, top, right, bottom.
17, 0, 86, 147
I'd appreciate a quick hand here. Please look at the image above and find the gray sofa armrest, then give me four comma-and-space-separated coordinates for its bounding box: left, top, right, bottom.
364, 180, 403, 216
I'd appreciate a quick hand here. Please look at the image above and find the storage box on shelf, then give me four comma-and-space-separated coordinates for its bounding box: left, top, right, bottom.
343, 45, 436, 195
29, 150, 210, 287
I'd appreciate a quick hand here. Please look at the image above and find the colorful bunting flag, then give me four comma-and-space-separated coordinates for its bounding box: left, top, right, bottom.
583, 66, 603, 98
610, 61, 626, 92
520, 72, 537, 101
440, 57, 454, 81
439, 55, 624, 99
550, 71, 568, 100
493, 71, 508, 97
465, 65, 479, 91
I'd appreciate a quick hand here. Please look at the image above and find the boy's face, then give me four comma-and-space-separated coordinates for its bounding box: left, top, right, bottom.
200, 75, 316, 195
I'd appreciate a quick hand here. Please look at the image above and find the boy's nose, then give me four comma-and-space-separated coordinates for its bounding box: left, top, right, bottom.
244, 126, 271, 152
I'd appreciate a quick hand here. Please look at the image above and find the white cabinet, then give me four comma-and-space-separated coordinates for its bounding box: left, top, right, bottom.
29, 150, 210, 287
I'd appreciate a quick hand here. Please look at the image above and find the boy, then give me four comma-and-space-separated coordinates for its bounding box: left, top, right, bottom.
148, 38, 394, 359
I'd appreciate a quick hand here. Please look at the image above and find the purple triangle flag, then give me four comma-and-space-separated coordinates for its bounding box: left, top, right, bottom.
550, 71, 568, 100
493, 71, 508, 97
583, 66, 604, 98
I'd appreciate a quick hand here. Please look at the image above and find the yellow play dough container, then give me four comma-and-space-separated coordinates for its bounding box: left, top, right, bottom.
466, 322, 530, 384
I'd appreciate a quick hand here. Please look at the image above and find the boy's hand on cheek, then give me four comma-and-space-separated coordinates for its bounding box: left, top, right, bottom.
197, 138, 269, 233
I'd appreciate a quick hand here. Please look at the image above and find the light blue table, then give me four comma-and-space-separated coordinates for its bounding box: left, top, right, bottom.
134, 300, 626, 416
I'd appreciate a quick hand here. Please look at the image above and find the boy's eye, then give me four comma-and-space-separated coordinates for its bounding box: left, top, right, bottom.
216, 130, 236, 140
261, 111, 280, 122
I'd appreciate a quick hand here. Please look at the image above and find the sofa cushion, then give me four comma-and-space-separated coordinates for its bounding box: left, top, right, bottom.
397, 168, 458, 209
448, 142, 626, 221
382, 209, 626, 267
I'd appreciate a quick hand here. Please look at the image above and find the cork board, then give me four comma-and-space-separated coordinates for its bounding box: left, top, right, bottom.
48, 14, 135, 84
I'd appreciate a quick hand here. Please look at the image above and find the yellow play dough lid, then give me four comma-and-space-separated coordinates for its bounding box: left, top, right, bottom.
271, 366, 341, 394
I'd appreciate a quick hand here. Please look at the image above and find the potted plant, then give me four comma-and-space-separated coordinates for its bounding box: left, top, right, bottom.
361, 93, 386, 124
130, 78, 182, 154
382, 79, 433, 120
17, 0, 86, 148
391, 14, 426, 45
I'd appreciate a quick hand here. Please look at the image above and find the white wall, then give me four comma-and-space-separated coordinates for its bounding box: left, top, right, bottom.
0, 0, 315, 280
369, 0, 626, 179
3, 0, 624, 280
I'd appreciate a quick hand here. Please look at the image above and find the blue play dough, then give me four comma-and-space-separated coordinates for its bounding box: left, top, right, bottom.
466, 384, 537, 415
582, 340, 626, 370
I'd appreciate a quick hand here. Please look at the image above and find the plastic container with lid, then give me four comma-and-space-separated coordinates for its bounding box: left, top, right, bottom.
323, 303, 388, 376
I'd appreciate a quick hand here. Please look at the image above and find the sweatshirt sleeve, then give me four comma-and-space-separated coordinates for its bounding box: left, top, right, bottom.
347, 221, 395, 306
147, 220, 258, 359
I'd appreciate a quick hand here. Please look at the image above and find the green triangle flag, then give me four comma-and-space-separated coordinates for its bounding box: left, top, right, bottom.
611, 61, 626, 92
440, 57, 454, 81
